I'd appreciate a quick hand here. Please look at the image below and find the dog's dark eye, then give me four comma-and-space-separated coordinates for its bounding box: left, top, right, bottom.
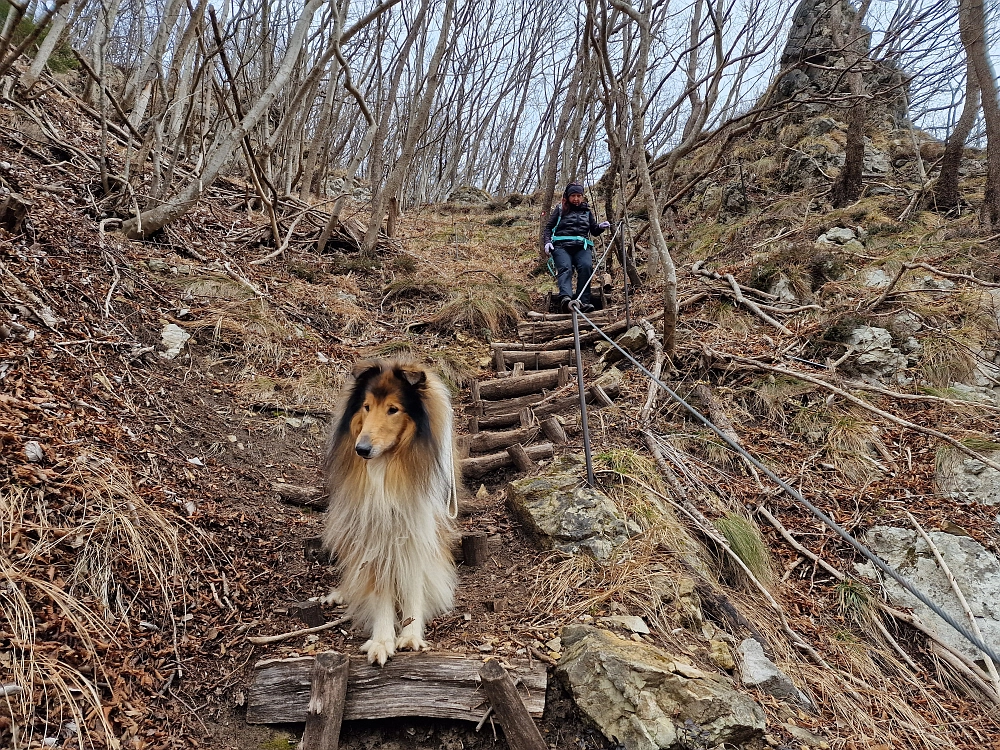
387, 406, 399, 415
364, 404, 370, 412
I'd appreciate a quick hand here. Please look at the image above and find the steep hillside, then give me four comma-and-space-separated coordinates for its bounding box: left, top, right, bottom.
4, 39, 1000, 750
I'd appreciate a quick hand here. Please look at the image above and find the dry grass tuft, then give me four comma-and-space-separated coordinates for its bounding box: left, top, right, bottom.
713, 513, 775, 587
1, 453, 187, 748
429, 276, 529, 338
824, 409, 886, 484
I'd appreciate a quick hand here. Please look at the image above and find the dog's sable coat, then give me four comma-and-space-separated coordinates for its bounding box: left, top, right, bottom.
321, 359, 457, 666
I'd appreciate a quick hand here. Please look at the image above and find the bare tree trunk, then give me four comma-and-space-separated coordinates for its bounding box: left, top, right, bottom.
830, 0, 871, 208
363, 0, 456, 253
20, 0, 77, 89
120, 0, 326, 239
959, 0, 1000, 226
934, 59, 980, 211
537, 55, 582, 248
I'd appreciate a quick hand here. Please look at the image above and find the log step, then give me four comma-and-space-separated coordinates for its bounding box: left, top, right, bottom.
477, 366, 570, 400
461, 442, 554, 479
501, 349, 575, 370
247, 653, 547, 724
492, 319, 630, 352
470, 426, 540, 454
526, 308, 619, 321
468, 379, 621, 422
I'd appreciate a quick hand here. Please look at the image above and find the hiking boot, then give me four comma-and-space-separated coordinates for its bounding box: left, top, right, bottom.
559, 296, 571, 313
580, 303, 595, 313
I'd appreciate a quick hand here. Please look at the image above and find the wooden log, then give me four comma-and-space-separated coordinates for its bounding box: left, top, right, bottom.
470, 426, 539, 454
461, 533, 489, 566
493, 319, 630, 352
511, 361, 525, 377
477, 369, 561, 400
540, 416, 568, 445
479, 660, 547, 750
471, 380, 481, 403
532, 380, 621, 420
506, 443, 537, 473
500, 349, 575, 370
493, 347, 507, 374
478, 387, 573, 416
302, 652, 348, 750
476, 412, 523, 430
602, 272, 614, 294
525, 308, 618, 321
247, 653, 547, 724
456, 435, 472, 460
273, 481, 326, 510
461, 443, 554, 480
519, 407, 533, 428
468, 416, 480, 434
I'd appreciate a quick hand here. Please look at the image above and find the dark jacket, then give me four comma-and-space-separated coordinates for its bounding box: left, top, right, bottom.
542, 203, 606, 248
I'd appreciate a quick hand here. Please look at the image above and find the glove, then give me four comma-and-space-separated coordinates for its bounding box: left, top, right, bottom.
598, 221, 611, 230
544, 242, 553, 255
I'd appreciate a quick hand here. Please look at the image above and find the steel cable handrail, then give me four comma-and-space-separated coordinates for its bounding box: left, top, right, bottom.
566, 299, 1000, 668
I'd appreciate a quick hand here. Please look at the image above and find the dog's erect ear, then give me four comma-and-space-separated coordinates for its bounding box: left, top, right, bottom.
397, 366, 426, 387
351, 360, 382, 381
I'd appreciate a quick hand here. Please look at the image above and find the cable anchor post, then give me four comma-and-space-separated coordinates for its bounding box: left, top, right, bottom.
570, 300, 596, 487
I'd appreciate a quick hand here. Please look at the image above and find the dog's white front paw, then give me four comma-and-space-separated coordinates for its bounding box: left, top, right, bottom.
319, 589, 345, 606
360, 638, 395, 666
395, 633, 430, 652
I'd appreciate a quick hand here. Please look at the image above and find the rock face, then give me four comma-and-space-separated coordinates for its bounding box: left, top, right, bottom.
556, 625, 766, 750
737, 639, 810, 706
937, 450, 1000, 507
778, 0, 908, 125
506, 454, 638, 560
858, 526, 1000, 662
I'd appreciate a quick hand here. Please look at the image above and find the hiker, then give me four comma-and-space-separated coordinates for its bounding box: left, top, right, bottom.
542, 182, 610, 313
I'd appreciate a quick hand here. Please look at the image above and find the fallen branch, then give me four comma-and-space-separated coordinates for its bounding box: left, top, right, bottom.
709, 350, 1000, 474
248, 617, 349, 645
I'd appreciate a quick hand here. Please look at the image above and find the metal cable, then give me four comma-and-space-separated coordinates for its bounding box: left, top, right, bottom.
568, 301, 1000, 667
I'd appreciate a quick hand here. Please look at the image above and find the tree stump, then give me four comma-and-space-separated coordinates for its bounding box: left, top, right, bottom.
539, 416, 568, 445
461, 533, 489, 566
506, 443, 536, 473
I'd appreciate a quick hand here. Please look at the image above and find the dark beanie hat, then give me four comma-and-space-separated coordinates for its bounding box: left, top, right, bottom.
564, 183, 585, 198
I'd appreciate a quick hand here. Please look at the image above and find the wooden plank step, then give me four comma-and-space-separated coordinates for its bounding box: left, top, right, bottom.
501, 350, 575, 370
470, 426, 539, 454
247, 653, 547, 724
477, 366, 570, 400
474, 387, 574, 416
461, 442, 554, 479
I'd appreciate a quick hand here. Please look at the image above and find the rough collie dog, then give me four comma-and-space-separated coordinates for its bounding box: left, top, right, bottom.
321, 359, 458, 666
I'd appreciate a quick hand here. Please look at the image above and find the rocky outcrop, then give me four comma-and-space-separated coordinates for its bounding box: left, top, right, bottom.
506, 454, 638, 560
841, 326, 909, 384
777, 0, 908, 126
447, 185, 492, 204
936, 449, 1000, 507
857, 526, 1000, 662
556, 625, 766, 750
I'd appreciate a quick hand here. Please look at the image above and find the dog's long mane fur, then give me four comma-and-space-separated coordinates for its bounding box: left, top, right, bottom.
321, 360, 457, 638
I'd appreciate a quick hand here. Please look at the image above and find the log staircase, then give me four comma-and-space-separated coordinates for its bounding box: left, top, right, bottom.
458, 307, 625, 482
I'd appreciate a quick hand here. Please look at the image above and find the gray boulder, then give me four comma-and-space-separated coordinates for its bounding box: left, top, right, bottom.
556, 625, 766, 750
737, 639, 811, 707
818, 226, 856, 245
507, 454, 638, 560
842, 326, 908, 383
858, 526, 1000, 662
